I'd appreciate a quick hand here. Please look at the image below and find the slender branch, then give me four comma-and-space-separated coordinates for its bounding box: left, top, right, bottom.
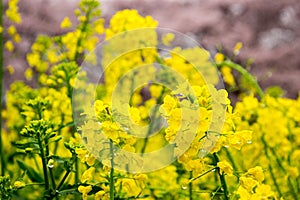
217, 60, 264, 99
46, 143, 56, 189
56, 153, 77, 193
189, 171, 193, 200
75, 157, 79, 184
213, 153, 229, 200
268, 163, 282, 197
56, 170, 71, 191
188, 167, 217, 183
224, 148, 238, 173
73, 8, 91, 62
37, 133, 50, 199
109, 140, 115, 200
261, 136, 297, 199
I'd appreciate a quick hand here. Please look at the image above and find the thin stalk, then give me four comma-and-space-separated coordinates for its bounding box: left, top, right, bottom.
217, 61, 264, 99
188, 167, 217, 183
213, 153, 229, 200
261, 136, 282, 196
73, 8, 91, 62
75, 157, 79, 184
56, 170, 71, 191
55, 154, 77, 198
224, 148, 238, 173
45, 143, 56, 189
37, 133, 50, 199
109, 140, 115, 200
268, 164, 282, 197
0, 0, 4, 176
189, 171, 193, 200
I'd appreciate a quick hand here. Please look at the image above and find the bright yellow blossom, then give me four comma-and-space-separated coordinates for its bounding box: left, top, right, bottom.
81, 167, 95, 182
78, 185, 93, 200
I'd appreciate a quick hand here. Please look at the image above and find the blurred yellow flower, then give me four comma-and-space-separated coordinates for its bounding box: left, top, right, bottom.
217, 160, 233, 175
7, 65, 15, 75
60, 17, 72, 29
14, 181, 25, 189
5, 41, 14, 52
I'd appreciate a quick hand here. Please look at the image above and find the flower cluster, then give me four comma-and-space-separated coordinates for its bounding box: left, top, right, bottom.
1, 0, 299, 200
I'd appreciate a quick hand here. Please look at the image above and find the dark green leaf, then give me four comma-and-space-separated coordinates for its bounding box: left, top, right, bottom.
16, 160, 43, 183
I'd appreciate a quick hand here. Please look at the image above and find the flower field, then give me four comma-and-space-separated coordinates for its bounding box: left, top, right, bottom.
0, 0, 299, 200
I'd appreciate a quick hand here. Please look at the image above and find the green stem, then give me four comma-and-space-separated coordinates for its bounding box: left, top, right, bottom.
45, 139, 56, 190
0, 0, 4, 177
218, 60, 264, 99
73, 8, 91, 62
213, 153, 229, 200
188, 167, 217, 183
261, 136, 282, 196
56, 170, 71, 191
261, 136, 298, 199
189, 171, 193, 200
37, 133, 50, 199
224, 148, 238, 173
75, 157, 79, 184
268, 164, 282, 197
56, 153, 77, 192
109, 140, 115, 200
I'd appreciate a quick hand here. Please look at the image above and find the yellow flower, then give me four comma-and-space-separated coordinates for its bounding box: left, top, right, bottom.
94, 19, 104, 34
27, 53, 41, 67
106, 9, 158, 38
149, 84, 163, 98
251, 184, 275, 199
13, 33, 21, 43
14, 181, 26, 189
129, 107, 141, 124
7, 25, 17, 35
234, 42, 243, 55
217, 160, 233, 175
239, 176, 258, 192
214, 53, 224, 64
122, 179, 141, 197
221, 66, 236, 87
5, 41, 14, 52
60, 17, 72, 29
24, 68, 33, 81
78, 185, 92, 200
287, 166, 299, 178
161, 95, 177, 116
6, 0, 22, 24
162, 33, 175, 46
79, 15, 87, 22
81, 167, 95, 182
7, 65, 15, 75
247, 166, 264, 182
237, 186, 251, 200
86, 155, 96, 166
95, 191, 107, 200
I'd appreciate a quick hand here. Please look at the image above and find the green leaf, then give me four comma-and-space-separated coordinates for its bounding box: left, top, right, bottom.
16, 160, 43, 183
